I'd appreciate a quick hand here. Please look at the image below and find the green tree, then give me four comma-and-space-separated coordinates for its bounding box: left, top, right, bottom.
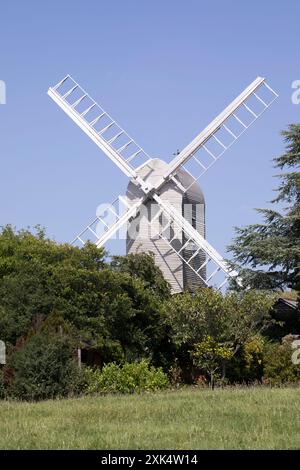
0, 226, 105, 344
191, 336, 233, 388
229, 124, 300, 296
165, 288, 274, 351
0, 226, 169, 368
165, 288, 275, 381
110, 252, 171, 300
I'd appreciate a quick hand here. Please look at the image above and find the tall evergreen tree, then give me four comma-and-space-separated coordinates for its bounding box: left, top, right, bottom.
229, 124, 300, 296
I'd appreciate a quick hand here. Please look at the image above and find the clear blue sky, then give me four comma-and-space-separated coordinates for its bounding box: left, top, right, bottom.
0, 0, 299, 258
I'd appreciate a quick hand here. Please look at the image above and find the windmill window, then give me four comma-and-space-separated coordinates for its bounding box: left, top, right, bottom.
192, 205, 197, 229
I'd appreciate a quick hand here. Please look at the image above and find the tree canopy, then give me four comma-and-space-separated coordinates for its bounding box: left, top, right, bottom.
0, 226, 169, 365
229, 124, 300, 297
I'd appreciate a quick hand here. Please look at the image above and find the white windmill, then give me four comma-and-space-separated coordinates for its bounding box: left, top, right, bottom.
48, 76, 278, 292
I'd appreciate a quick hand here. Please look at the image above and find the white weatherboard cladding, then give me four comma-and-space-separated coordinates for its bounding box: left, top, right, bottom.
182, 194, 206, 290
126, 159, 205, 293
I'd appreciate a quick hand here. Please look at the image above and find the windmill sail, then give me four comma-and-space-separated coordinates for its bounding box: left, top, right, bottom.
163, 77, 278, 192
48, 75, 152, 193
152, 194, 240, 289
72, 195, 142, 248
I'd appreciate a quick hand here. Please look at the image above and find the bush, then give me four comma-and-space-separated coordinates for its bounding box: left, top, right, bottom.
7, 333, 83, 400
227, 336, 265, 384
85, 360, 169, 394
169, 361, 184, 386
263, 336, 300, 385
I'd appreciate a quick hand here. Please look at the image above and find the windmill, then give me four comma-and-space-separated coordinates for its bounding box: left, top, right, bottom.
48, 76, 278, 292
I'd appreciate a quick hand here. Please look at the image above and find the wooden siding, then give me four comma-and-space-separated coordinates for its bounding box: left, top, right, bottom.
126, 159, 205, 293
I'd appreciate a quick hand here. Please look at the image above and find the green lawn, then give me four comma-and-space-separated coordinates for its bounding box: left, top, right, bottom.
0, 387, 299, 449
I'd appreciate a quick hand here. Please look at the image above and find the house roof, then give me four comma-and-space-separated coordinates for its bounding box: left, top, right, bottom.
277, 298, 298, 309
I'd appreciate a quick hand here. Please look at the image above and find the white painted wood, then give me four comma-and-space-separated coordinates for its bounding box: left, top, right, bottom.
126, 159, 205, 293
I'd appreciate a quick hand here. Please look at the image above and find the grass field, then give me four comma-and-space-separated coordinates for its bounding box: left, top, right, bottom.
0, 387, 299, 450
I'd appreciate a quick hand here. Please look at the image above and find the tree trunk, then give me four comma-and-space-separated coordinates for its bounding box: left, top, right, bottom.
210, 372, 214, 390
77, 348, 82, 369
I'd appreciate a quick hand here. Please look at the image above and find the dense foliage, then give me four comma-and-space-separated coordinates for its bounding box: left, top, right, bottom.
85, 360, 169, 394
0, 226, 169, 368
263, 336, 300, 385
191, 336, 233, 388
6, 333, 82, 401
164, 288, 277, 385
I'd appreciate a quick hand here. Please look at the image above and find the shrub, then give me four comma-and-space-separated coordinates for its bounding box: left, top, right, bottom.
8, 333, 83, 400
263, 336, 300, 385
169, 361, 184, 386
227, 336, 265, 384
85, 360, 169, 394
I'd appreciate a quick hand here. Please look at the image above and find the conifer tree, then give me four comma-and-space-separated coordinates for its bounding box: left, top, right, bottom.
229, 124, 300, 297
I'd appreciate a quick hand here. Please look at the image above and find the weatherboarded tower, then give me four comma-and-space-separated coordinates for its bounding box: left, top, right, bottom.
126, 158, 205, 293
